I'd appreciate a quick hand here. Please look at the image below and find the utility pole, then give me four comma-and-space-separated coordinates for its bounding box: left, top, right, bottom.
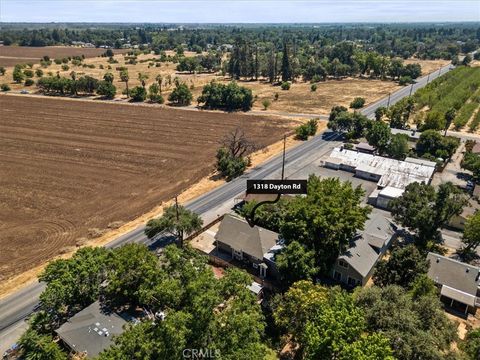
281, 135, 286, 180
409, 83, 414, 97
427, 73, 430, 84
387, 93, 391, 108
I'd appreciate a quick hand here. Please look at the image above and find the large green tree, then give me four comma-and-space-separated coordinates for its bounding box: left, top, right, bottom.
101, 246, 267, 360
280, 176, 371, 275
460, 212, 480, 258
18, 329, 67, 360
390, 182, 467, 248
461, 328, 480, 360
103, 243, 159, 307
144, 204, 203, 247
355, 285, 458, 360
462, 151, 480, 180
386, 133, 409, 160
366, 120, 391, 154
373, 245, 429, 288
274, 281, 393, 360
416, 130, 460, 160
168, 82, 193, 106
35, 247, 108, 330
275, 241, 318, 288
281, 42, 292, 82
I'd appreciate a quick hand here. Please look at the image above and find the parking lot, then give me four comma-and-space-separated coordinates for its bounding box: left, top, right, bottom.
285, 156, 379, 203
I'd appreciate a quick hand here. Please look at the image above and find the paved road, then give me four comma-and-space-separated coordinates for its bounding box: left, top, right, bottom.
0, 59, 462, 351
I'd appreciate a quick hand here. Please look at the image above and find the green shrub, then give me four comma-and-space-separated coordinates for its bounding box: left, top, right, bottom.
1, 83, 11, 91
295, 119, 318, 140
96, 81, 117, 99
35, 69, 43, 77
350, 97, 366, 109
24, 78, 34, 86
216, 147, 248, 180
262, 99, 271, 110
168, 83, 193, 106
23, 69, 34, 78
399, 75, 413, 85
130, 86, 147, 102
311, 84, 317, 92
469, 109, 480, 132
281, 81, 291, 90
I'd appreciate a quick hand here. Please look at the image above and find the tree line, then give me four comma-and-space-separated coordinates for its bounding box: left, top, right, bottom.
226, 38, 423, 83
1, 23, 478, 61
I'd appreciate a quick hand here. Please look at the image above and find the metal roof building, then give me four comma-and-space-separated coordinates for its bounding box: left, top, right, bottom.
325, 148, 435, 190
324, 148, 436, 209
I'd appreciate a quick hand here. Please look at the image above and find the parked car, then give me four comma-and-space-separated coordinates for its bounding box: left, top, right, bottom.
20, 90, 29, 94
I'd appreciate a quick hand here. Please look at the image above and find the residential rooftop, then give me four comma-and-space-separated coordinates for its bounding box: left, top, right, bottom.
427, 252, 480, 296
55, 301, 127, 358
338, 212, 396, 278
215, 214, 280, 261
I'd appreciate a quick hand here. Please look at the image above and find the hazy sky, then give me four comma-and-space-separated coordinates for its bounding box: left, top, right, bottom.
1, 0, 479, 23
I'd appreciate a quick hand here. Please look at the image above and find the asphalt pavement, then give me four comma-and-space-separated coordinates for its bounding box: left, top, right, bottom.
0, 59, 464, 352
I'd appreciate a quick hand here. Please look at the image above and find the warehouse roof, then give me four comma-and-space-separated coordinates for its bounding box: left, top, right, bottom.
405, 157, 437, 168
328, 148, 435, 190
379, 186, 405, 199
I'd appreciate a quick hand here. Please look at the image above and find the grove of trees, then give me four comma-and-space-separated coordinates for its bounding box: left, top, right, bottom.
197, 81, 253, 111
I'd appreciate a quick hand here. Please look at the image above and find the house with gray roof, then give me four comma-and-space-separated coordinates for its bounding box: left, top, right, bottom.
427, 253, 480, 315
215, 214, 282, 278
55, 301, 127, 358
331, 213, 397, 287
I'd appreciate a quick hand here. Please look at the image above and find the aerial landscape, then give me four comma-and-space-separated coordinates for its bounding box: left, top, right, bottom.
0, 0, 480, 359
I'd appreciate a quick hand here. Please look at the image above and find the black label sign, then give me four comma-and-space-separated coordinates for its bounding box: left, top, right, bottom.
246, 179, 308, 194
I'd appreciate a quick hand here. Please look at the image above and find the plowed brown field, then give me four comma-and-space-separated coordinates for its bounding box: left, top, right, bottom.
0, 46, 129, 66
0, 95, 291, 281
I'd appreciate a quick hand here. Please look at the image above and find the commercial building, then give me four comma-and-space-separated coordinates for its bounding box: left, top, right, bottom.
324, 148, 436, 209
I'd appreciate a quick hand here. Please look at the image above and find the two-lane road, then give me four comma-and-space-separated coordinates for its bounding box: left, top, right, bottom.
0, 59, 461, 351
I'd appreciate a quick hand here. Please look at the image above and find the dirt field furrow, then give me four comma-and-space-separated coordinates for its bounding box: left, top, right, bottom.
0, 94, 291, 282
